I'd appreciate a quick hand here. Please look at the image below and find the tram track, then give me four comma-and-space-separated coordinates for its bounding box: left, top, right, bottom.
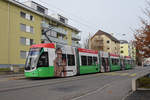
0, 67, 148, 93
0, 73, 106, 93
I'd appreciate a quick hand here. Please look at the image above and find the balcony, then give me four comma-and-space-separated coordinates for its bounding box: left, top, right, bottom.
94, 43, 104, 47
94, 38, 103, 42
72, 33, 81, 41
72, 41, 81, 47
53, 27, 67, 35
41, 35, 67, 45
41, 21, 67, 35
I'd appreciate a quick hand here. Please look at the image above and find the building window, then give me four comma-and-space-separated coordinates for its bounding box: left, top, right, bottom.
81, 56, 87, 66
37, 6, 45, 14
60, 17, 65, 23
20, 37, 26, 45
20, 24, 26, 32
30, 26, 34, 33
30, 15, 33, 21
107, 48, 110, 50
121, 51, 124, 53
20, 11, 34, 21
20, 51, 27, 59
107, 40, 110, 43
20, 37, 34, 45
121, 46, 123, 48
20, 12, 26, 18
30, 39, 34, 45
51, 31, 57, 37
20, 23, 34, 33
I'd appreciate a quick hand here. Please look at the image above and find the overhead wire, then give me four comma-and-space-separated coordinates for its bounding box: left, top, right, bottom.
38, 0, 99, 31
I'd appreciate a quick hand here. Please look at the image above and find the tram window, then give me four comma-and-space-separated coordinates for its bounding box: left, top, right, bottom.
67, 54, 75, 66
112, 59, 119, 65
88, 56, 92, 65
93, 57, 97, 65
106, 58, 109, 66
37, 52, 49, 67
62, 54, 66, 62
81, 56, 87, 66
102, 58, 105, 66
128, 60, 131, 64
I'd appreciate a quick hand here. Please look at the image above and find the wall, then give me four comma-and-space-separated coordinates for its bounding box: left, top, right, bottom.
89, 34, 120, 54
120, 43, 129, 56
0, 1, 42, 65
0, 0, 80, 66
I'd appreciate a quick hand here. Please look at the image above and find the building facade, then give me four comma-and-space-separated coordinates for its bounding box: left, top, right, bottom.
0, 0, 80, 67
89, 30, 120, 54
120, 40, 129, 56
128, 41, 136, 60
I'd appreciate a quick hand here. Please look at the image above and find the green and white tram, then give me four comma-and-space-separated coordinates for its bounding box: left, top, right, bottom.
124, 56, 132, 69
78, 48, 100, 74
24, 43, 134, 78
109, 53, 121, 71
100, 51, 110, 72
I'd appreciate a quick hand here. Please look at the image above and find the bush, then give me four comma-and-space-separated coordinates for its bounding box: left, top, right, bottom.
0, 68, 11, 72
138, 76, 150, 88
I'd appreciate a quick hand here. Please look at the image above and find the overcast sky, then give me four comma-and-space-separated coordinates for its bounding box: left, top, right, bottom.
20, 0, 147, 43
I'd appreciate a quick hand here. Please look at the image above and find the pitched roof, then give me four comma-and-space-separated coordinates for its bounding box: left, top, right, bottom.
91, 30, 120, 43
119, 40, 128, 44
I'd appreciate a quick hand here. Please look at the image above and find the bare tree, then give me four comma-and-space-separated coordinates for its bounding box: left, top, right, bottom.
83, 33, 92, 49
134, 1, 150, 65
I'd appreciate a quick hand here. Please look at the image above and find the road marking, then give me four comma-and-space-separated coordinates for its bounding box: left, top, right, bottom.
120, 73, 129, 76
71, 83, 111, 100
102, 72, 118, 76
130, 73, 136, 77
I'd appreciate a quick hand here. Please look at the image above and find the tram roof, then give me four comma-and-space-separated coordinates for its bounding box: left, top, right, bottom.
125, 56, 131, 59
109, 53, 120, 57
78, 48, 98, 54
30, 43, 55, 48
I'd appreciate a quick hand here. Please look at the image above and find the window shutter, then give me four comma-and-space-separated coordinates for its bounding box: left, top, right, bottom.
26, 26, 30, 32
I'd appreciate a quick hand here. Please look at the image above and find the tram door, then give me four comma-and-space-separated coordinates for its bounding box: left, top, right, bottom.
120, 59, 125, 70
100, 51, 110, 72
102, 58, 109, 72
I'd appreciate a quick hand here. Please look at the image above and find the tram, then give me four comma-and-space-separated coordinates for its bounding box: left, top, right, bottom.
24, 43, 134, 78
124, 56, 132, 69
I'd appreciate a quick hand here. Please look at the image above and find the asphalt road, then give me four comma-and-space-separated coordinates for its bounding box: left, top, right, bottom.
0, 67, 149, 100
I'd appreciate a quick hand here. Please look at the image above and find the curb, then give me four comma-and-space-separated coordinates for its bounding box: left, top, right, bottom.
132, 70, 150, 91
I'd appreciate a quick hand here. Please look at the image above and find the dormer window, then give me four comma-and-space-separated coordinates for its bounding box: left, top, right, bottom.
60, 17, 65, 23
37, 6, 45, 14
23, 1, 48, 14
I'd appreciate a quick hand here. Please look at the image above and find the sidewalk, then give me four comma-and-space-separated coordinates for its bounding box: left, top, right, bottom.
0, 73, 24, 78
125, 90, 150, 100
71, 78, 132, 100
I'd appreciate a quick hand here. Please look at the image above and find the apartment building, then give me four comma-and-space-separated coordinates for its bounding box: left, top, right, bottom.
0, 0, 80, 67
128, 41, 136, 60
120, 40, 129, 56
89, 30, 120, 54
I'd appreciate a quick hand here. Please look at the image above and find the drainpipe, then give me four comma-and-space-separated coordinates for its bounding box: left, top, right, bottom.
8, 2, 10, 68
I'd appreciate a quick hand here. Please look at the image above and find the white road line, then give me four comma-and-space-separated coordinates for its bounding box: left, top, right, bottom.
130, 73, 137, 77
71, 83, 111, 100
